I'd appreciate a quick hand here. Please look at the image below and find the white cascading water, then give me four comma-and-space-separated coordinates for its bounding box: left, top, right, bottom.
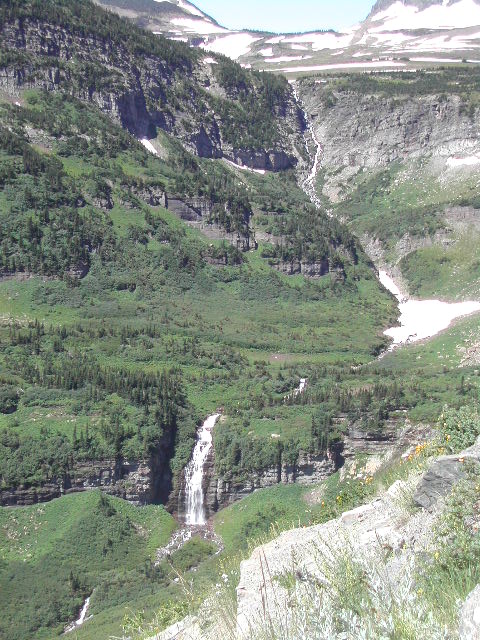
291, 82, 323, 210
64, 596, 91, 634
184, 414, 221, 526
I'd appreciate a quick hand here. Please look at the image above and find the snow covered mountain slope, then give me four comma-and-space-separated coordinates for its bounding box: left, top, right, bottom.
95, 0, 480, 72
93, 0, 227, 41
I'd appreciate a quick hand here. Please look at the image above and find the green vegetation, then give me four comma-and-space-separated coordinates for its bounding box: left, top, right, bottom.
0, 88, 397, 495
0, 491, 176, 640
399, 233, 480, 299
421, 458, 480, 630
0, 0, 299, 162
306, 67, 480, 103
2, 6, 480, 639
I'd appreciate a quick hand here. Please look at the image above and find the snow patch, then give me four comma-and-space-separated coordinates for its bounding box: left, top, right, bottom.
171, 17, 227, 35
283, 31, 353, 50
177, 0, 206, 18
379, 271, 480, 348
224, 158, 266, 175
410, 56, 463, 62
201, 33, 261, 59
203, 56, 218, 64
140, 139, 159, 156
279, 60, 407, 72
259, 47, 274, 57
446, 155, 480, 167
265, 55, 312, 63
370, 0, 480, 31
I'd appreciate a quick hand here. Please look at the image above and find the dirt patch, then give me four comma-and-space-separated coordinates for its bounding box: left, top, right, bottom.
303, 483, 326, 506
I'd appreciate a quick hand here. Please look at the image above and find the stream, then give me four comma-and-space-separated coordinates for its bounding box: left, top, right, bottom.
291, 83, 323, 209
64, 596, 92, 634
379, 270, 480, 349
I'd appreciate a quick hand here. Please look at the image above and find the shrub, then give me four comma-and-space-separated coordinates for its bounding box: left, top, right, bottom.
0, 385, 19, 414
439, 405, 480, 453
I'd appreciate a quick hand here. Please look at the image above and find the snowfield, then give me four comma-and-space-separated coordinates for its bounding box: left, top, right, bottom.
201, 33, 261, 58
446, 155, 480, 167
171, 17, 227, 35
279, 61, 407, 72
265, 55, 312, 63
140, 139, 158, 156
370, 0, 480, 31
156, 0, 480, 66
379, 271, 480, 348
223, 159, 266, 175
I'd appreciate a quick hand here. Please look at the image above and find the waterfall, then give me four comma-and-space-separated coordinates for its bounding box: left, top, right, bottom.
291, 82, 323, 210
184, 414, 221, 526
64, 596, 91, 634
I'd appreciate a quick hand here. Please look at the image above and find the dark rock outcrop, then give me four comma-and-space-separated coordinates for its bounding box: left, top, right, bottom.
207, 451, 339, 514
274, 258, 330, 278
0, 12, 305, 172
166, 196, 212, 222
0, 433, 176, 507
0, 459, 152, 507
414, 437, 480, 509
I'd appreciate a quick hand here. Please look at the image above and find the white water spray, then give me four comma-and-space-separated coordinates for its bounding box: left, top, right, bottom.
292, 83, 323, 209
184, 414, 221, 526
64, 596, 91, 634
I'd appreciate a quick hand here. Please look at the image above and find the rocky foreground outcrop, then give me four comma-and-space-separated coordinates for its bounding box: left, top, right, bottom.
414, 438, 480, 509
460, 585, 480, 640
156, 437, 480, 640
234, 438, 480, 639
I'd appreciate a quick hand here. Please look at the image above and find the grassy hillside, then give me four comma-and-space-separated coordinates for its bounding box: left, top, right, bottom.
0, 88, 397, 498
2, 8, 480, 639
0, 491, 176, 640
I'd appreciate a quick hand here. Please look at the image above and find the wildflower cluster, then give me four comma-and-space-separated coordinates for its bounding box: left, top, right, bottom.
439, 405, 480, 453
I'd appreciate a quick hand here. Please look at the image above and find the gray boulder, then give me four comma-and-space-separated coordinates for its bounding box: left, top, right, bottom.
459, 585, 480, 640
414, 439, 480, 510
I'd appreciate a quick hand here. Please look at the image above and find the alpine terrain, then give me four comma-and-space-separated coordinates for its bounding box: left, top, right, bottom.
95, 0, 480, 72
1, 0, 480, 639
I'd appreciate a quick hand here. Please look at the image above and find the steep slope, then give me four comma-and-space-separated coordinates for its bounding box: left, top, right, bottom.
297, 68, 480, 299
0, 0, 305, 171
95, 0, 223, 41
0, 6, 403, 639
0, 1, 396, 510
95, 0, 480, 73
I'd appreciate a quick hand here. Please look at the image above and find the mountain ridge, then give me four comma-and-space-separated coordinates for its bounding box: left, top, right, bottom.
95, 0, 480, 72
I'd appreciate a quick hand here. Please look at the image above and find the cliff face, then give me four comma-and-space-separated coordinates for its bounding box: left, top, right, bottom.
0, 459, 152, 507
174, 420, 413, 521
207, 451, 339, 515
0, 4, 305, 171
0, 430, 175, 508
174, 448, 339, 522
298, 79, 480, 203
